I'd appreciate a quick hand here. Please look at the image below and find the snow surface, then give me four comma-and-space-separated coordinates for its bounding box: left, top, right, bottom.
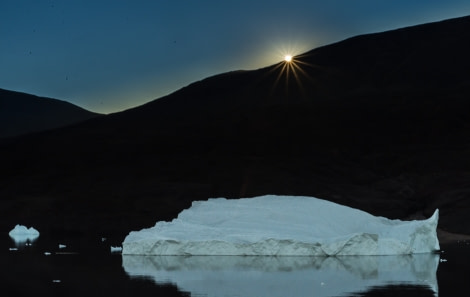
9, 224, 40, 245
122, 195, 440, 256
123, 253, 439, 297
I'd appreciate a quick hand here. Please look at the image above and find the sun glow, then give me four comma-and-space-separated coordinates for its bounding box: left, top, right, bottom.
265, 48, 316, 101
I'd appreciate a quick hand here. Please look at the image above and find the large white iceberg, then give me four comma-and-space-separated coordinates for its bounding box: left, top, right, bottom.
122, 195, 440, 256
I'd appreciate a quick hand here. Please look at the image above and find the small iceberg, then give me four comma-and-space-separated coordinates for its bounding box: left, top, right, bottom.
122, 195, 440, 256
9, 224, 40, 246
111, 246, 123, 253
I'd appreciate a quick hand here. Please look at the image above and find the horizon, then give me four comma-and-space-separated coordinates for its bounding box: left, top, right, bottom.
2, 1, 470, 114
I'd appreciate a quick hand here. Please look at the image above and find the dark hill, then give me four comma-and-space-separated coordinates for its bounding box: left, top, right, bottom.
0, 88, 102, 138
1, 16, 470, 241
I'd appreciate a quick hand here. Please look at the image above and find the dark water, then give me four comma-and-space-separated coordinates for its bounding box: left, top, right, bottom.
1, 235, 469, 297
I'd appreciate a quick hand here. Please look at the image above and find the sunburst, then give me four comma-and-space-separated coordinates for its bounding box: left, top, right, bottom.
266, 53, 314, 101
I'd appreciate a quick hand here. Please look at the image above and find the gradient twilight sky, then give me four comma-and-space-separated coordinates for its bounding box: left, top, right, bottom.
2, 1, 470, 114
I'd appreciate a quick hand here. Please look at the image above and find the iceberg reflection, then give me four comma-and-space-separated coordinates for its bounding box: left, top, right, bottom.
122, 253, 439, 297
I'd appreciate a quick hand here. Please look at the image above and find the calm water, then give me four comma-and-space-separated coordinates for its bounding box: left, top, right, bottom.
1, 235, 469, 297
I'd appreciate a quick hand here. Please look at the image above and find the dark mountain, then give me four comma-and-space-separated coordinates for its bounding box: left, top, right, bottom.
0, 88, 102, 138
1, 15, 470, 241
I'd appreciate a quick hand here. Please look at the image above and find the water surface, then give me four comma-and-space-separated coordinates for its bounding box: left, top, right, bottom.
123, 253, 439, 296
2, 235, 469, 296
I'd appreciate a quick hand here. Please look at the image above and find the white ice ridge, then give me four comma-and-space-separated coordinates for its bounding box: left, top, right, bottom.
122, 195, 440, 256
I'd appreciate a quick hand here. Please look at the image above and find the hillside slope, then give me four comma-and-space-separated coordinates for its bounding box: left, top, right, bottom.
0, 88, 102, 138
1, 16, 470, 239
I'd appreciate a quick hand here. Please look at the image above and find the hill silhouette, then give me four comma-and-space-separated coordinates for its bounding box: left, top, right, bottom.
1, 15, 470, 241
0, 88, 102, 138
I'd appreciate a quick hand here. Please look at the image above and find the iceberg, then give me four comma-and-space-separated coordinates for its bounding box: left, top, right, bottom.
9, 224, 40, 246
122, 195, 440, 256
111, 246, 123, 253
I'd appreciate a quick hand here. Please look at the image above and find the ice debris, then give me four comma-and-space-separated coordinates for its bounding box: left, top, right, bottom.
111, 246, 123, 253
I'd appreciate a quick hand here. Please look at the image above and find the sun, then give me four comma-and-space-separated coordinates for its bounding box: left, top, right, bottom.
265, 49, 316, 101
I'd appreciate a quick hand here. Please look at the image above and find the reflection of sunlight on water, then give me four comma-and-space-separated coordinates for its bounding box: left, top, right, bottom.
122, 253, 439, 297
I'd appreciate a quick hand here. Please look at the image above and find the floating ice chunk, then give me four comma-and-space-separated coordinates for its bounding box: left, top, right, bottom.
9, 224, 40, 246
122, 195, 440, 256
111, 246, 123, 253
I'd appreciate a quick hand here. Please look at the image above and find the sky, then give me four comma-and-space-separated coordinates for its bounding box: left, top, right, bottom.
2, 1, 470, 114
